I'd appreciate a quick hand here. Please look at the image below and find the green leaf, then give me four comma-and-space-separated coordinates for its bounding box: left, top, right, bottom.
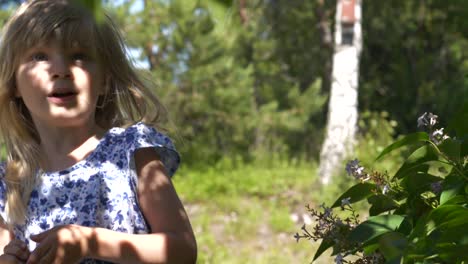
378, 232, 408, 263
313, 239, 334, 261
440, 175, 465, 205
436, 227, 468, 247
428, 205, 468, 230
363, 243, 379, 255
394, 145, 440, 179
397, 217, 413, 236
427, 160, 453, 177
441, 195, 468, 205
368, 195, 400, 216
348, 215, 406, 244
438, 138, 461, 163
331, 183, 376, 208
375, 132, 429, 161
436, 243, 468, 263
401, 172, 441, 194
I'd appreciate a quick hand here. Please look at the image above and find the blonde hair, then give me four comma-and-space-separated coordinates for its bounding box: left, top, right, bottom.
0, 0, 167, 224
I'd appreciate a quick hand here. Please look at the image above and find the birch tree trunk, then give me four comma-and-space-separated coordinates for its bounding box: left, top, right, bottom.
319, 0, 362, 185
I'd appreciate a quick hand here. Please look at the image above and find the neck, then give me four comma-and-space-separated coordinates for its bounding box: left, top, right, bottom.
34, 121, 105, 172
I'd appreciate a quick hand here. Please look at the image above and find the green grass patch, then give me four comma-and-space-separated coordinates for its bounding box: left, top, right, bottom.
172, 158, 339, 263
174, 158, 316, 203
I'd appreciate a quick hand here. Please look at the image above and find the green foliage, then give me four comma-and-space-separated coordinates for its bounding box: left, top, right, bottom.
173, 158, 322, 263
233, 0, 329, 159
175, 156, 315, 203
72, 0, 103, 21
297, 108, 468, 263
355, 111, 403, 173
108, 0, 327, 166
360, 1, 468, 135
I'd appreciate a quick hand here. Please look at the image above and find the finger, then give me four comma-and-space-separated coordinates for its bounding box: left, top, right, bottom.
4, 245, 30, 261
38, 248, 54, 264
6, 239, 27, 250
0, 254, 23, 264
27, 242, 49, 264
29, 231, 48, 243
4, 241, 30, 261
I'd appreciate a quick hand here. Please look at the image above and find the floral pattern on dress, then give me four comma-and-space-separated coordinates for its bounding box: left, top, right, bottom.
0, 122, 180, 263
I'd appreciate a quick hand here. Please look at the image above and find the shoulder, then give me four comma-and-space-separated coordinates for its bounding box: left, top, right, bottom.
124, 122, 175, 147
0, 161, 5, 179
0, 162, 6, 220
111, 122, 181, 177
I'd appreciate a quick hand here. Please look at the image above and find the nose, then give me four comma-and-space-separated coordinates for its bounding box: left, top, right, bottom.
50, 55, 72, 79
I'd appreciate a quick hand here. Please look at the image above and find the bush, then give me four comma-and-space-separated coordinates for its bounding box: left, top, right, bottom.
295, 106, 468, 263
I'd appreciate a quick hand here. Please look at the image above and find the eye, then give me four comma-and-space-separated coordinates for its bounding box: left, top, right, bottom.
71, 52, 88, 61
31, 52, 48, 61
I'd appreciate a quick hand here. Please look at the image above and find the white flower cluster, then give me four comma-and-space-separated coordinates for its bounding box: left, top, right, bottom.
417, 112, 449, 144
345, 159, 368, 181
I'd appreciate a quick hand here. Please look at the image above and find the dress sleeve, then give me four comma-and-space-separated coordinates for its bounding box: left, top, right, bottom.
125, 122, 180, 177
0, 162, 7, 221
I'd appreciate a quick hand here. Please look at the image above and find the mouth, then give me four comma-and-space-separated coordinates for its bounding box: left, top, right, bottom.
48, 91, 77, 98
47, 91, 78, 104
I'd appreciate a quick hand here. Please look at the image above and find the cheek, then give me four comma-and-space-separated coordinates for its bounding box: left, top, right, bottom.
14, 70, 29, 98
15, 67, 47, 96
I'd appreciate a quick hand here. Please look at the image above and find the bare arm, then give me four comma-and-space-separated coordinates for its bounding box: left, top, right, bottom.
87, 147, 197, 263
0, 221, 11, 254
28, 148, 197, 264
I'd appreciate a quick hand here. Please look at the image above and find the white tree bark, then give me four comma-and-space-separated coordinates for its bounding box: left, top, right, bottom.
319, 0, 362, 185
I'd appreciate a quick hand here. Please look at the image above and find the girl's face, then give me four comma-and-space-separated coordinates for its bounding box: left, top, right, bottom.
15, 39, 104, 128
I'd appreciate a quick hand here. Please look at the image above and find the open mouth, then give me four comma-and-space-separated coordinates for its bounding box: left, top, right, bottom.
48, 92, 77, 98
47, 91, 78, 103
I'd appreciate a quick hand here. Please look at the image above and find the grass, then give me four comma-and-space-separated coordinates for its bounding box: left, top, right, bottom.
172, 158, 341, 264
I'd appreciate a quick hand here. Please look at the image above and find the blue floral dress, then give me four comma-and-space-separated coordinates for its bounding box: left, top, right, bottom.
0, 122, 180, 263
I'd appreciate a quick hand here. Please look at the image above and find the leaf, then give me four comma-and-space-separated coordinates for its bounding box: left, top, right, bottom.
440, 175, 465, 205
436, 243, 468, 263
396, 217, 413, 236
428, 205, 468, 233
375, 132, 429, 161
427, 160, 453, 177
441, 195, 468, 205
394, 145, 440, 179
348, 215, 406, 244
331, 183, 376, 208
401, 172, 441, 194
313, 239, 334, 261
368, 195, 400, 216
378, 232, 408, 263
363, 243, 379, 255
438, 138, 461, 163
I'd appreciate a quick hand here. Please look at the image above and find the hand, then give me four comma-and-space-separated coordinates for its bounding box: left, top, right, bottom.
1, 239, 30, 264
27, 225, 91, 264
0, 254, 24, 264
0, 254, 26, 264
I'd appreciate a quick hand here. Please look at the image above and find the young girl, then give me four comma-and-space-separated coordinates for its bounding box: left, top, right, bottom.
0, 0, 197, 263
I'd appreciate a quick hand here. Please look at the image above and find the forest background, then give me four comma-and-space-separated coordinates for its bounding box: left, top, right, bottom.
0, 0, 467, 263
